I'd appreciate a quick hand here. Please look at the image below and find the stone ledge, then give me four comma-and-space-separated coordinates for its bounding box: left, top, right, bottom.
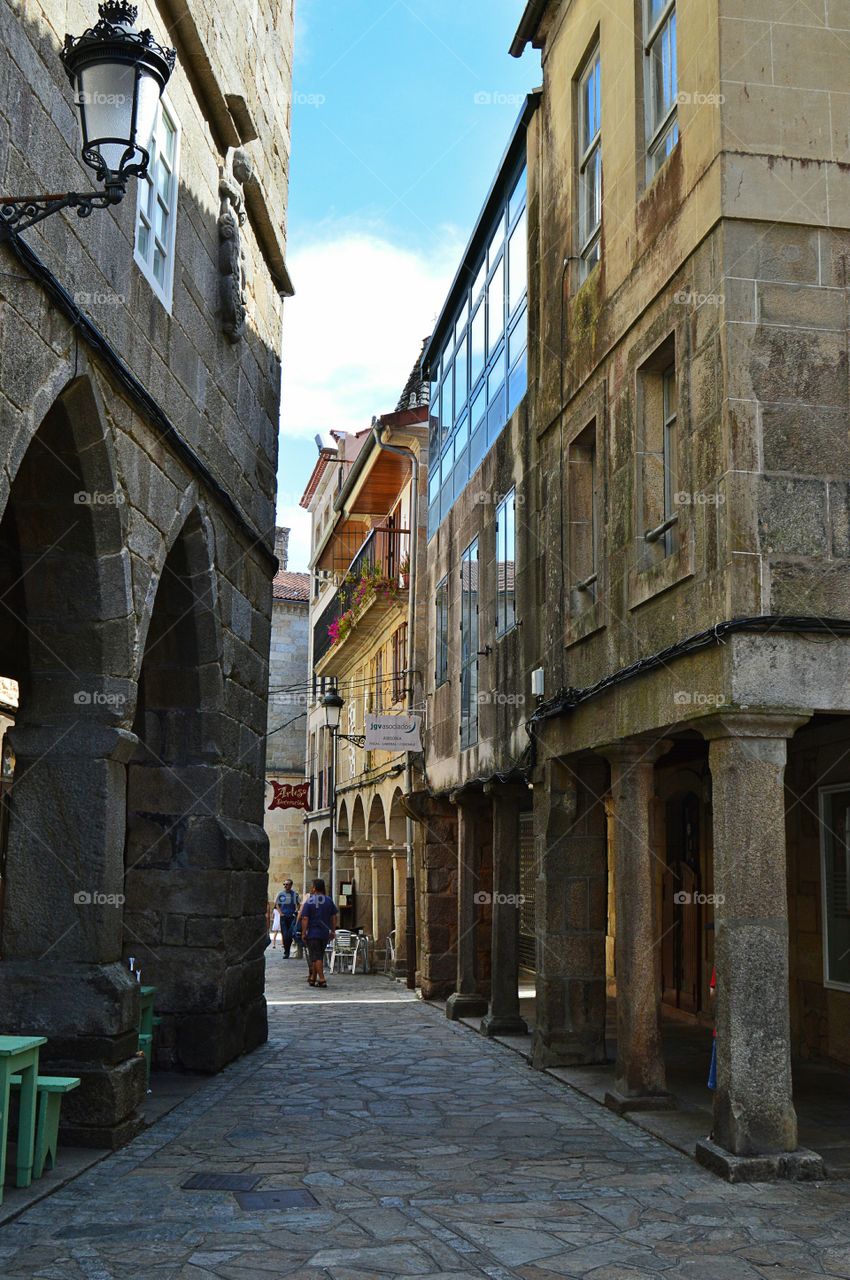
695, 1137, 827, 1183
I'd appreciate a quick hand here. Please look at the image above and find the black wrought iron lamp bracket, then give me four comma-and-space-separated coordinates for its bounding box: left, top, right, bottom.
0, 184, 126, 237
335, 731, 366, 748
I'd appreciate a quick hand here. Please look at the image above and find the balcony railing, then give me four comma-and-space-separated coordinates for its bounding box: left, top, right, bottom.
313, 526, 410, 667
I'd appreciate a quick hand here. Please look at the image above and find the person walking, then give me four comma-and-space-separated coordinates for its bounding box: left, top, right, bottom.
300, 878, 338, 989
274, 878, 301, 959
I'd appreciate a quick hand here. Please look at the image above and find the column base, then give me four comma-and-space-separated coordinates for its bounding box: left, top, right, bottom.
531, 1031, 607, 1070
605, 1089, 676, 1115
446, 992, 489, 1021
695, 1137, 826, 1183
480, 1013, 529, 1038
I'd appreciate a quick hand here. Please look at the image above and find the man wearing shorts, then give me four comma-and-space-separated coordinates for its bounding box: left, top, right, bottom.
300, 878, 338, 988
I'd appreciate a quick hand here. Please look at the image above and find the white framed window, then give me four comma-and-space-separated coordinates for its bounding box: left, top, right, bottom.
578, 47, 602, 279
819, 785, 850, 990
495, 489, 516, 636
134, 98, 180, 309
645, 0, 678, 179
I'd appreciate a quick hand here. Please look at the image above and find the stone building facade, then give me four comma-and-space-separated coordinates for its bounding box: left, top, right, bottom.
0, 0, 292, 1146
303, 360, 429, 969
264, 527, 310, 897
412, 0, 850, 1180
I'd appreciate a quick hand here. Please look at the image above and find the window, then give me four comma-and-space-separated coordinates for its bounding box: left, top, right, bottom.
820, 786, 850, 989
495, 490, 517, 636
569, 422, 598, 607
645, 0, 678, 177
134, 99, 180, 308
435, 576, 449, 686
460, 539, 479, 750
391, 624, 408, 705
578, 48, 602, 278
638, 343, 679, 562
427, 163, 528, 538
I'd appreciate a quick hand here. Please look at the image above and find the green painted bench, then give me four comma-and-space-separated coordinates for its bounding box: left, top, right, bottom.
0, 1035, 45, 1202
9, 1074, 80, 1179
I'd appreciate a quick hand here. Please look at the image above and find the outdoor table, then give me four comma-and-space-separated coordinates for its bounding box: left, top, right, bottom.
0, 1034, 46, 1202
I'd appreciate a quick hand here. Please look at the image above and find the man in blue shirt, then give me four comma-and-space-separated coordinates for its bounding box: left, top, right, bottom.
300, 878, 338, 988
274, 879, 301, 958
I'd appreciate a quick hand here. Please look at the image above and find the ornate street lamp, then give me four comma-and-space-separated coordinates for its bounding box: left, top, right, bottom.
320, 689, 344, 733
0, 1, 175, 235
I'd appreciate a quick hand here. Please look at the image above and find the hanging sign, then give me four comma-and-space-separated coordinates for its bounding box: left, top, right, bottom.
268, 780, 310, 811
364, 714, 422, 752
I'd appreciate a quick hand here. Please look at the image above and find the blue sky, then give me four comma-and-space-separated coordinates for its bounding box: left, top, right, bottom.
278, 0, 540, 569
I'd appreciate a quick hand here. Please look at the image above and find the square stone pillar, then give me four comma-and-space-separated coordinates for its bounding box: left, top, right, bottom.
532, 757, 609, 1068
446, 790, 490, 1020
352, 848, 373, 934
481, 781, 529, 1037
391, 850, 408, 972
404, 793, 457, 998
601, 737, 674, 1113
0, 722, 146, 1147
695, 713, 825, 1181
370, 848, 395, 952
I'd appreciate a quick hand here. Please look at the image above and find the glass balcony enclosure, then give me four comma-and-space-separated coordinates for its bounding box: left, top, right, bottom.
423, 97, 537, 541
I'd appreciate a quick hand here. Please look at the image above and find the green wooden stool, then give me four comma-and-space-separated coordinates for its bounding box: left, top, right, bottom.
9, 1075, 80, 1178
0, 1035, 46, 1201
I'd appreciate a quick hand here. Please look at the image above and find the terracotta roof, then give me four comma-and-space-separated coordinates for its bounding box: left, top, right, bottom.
395, 337, 431, 412
273, 570, 311, 602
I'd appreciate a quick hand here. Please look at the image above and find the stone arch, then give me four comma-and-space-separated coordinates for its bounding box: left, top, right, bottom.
367, 792, 394, 952
0, 375, 139, 1145
307, 828, 320, 882
366, 792, 387, 847
388, 786, 407, 847
319, 827, 331, 886
335, 801, 353, 901
350, 793, 367, 848
123, 506, 240, 1073
388, 787, 408, 958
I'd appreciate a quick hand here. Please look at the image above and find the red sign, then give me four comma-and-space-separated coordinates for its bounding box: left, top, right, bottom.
268, 781, 310, 812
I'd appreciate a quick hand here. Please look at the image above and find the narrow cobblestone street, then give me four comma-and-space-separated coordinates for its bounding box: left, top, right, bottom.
2, 962, 850, 1279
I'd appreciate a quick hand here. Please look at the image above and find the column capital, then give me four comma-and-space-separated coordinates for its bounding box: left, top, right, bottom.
450, 786, 488, 811
9, 722, 138, 764
699, 711, 810, 743
597, 736, 673, 768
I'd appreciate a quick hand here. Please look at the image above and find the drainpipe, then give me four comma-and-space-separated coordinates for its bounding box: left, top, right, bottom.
372, 416, 419, 990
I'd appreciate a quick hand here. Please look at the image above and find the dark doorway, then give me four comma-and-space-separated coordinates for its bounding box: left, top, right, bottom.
662, 791, 702, 1012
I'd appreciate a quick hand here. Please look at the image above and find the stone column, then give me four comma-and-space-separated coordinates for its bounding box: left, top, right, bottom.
0, 721, 146, 1147
371, 847, 395, 952
696, 713, 824, 1180
531, 757, 609, 1068
481, 781, 529, 1037
392, 849, 408, 970
446, 790, 490, 1020
404, 792, 456, 998
601, 737, 674, 1113
352, 846, 373, 934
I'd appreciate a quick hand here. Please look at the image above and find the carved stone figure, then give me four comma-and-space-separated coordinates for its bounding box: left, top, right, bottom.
217, 147, 253, 342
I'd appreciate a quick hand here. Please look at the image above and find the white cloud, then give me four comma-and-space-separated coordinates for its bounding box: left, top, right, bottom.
280, 229, 462, 441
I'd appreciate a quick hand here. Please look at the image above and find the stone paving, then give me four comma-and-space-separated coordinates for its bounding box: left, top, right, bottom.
3, 958, 850, 1279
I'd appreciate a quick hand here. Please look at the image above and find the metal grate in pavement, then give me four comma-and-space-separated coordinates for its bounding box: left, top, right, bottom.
234, 1189, 319, 1210
182, 1173, 261, 1191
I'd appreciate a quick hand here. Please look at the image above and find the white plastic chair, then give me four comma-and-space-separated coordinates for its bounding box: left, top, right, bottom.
384, 930, 396, 974
329, 929, 360, 974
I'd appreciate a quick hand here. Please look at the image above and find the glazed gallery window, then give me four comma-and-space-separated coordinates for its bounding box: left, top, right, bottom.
427, 165, 528, 539
435, 576, 449, 687
134, 99, 180, 308
459, 539, 479, 751
578, 47, 602, 278
645, 0, 679, 177
820, 786, 850, 989
495, 489, 516, 636
638, 343, 679, 562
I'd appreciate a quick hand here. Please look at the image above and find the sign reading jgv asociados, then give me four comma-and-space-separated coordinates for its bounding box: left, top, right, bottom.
364, 714, 423, 752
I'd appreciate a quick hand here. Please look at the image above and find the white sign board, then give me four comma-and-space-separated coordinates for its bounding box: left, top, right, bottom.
364, 714, 423, 752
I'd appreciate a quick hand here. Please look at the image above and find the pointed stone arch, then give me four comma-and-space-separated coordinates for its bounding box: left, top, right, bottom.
0, 374, 140, 1145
